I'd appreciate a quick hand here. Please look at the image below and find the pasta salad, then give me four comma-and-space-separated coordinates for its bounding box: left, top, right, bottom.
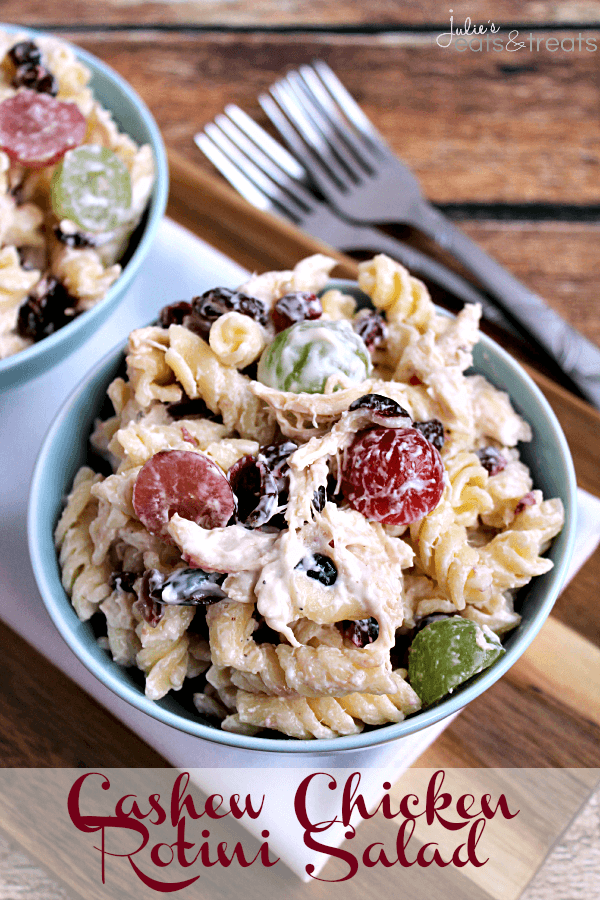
55, 254, 564, 740
0, 30, 154, 360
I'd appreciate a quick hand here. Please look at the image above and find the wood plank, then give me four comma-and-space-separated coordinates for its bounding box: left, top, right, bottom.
5, 0, 600, 27
513, 617, 600, 727
39, 31, 600, 207
419, 665, 600, 767
0, 623, 167, 767
392, 768, 600, 900
436, 222, 600, 350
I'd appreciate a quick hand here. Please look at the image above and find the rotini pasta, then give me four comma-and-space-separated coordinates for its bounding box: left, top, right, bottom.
209, 311, 266, 368
56, 254, 564, 739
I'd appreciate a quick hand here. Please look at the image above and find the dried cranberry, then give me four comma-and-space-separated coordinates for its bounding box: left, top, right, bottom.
54, 225, 94, 248
409, 374, 423, 386
12, 63, 57, 96
109, 571, 138, 594
159, 301, 194, 328
349, 393, 411, 422
7, 41, 42, 68
353, 311, 388, 351
341, 426, 445, 526
228, 440, 297, 529
16, 277, 77, 342
337, 617, 379, 647
166, 396, 222, 422
311, 475, 339, 513
191, 287, 268, 336
258, 440, 297, 485
515, 492, 536, 516
414, 419, 445, 451
312, 485, 327, 512
476, 446, 507, 476
272, 291, 322, 332
135, 570, 165, 627
228, 455, 279, 528
252, 611, 281, 645
149, 567, 226, 606
295, 553, 337, 586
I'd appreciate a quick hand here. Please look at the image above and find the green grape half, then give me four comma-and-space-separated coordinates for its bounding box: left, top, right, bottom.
257, 319, 372, 394
408, 617, 505, 707
51, 144, 132, 233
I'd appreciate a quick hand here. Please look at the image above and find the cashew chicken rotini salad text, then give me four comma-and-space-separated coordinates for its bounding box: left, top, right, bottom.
55, 254, 564, 739
0, 30, 154, 360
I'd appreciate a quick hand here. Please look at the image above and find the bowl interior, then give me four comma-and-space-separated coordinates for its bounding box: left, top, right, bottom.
29, 285, 577, 754
0, 23, 168, 390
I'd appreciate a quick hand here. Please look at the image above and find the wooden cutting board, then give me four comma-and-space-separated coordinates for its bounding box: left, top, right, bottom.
0, 150, 598, 900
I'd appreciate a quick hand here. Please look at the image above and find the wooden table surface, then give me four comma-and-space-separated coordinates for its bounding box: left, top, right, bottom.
1, 2, 600, 896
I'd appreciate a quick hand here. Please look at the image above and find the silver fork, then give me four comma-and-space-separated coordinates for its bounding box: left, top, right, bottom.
261, 61, 600, 408
194, 106, 519, 333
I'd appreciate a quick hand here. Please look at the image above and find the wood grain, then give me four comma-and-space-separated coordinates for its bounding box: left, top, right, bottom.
25, 30, 600, 208
444, 222, 600, 349
0, 625, 167, 767
5, 0, 600, 26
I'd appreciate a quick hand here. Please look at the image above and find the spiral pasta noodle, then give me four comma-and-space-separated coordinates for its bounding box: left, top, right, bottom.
209, 311, 266, 368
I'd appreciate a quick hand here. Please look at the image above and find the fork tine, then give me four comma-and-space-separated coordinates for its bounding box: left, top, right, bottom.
224, 104, 307, 183
195, 133, 275, 214
284, 71, 369, 181
269, 80, 355, 190
215, 112, 316, 210
259, 91, 349, 202
203, 123, 308, 220
297, 64, 381, 172
310, 60, 393, 161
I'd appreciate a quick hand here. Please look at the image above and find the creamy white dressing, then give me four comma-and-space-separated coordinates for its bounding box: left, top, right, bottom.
168, 515, 277, 572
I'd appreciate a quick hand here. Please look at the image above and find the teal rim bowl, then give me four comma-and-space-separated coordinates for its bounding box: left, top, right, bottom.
29, 284, 577, 754
0, 23, 169, 391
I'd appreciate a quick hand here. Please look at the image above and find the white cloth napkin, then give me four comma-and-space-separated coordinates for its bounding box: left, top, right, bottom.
1, 220, 599, 881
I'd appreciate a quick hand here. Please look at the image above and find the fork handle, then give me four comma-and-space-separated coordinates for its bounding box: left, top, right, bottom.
413, 202, 600, 408
339, 226, 522, 337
